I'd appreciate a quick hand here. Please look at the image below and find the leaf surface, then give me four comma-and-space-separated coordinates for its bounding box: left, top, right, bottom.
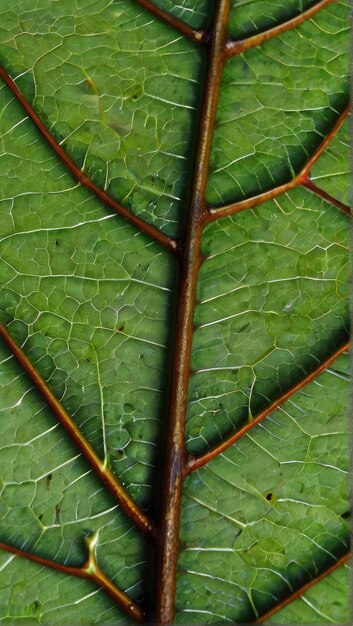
0, 1, 350, 624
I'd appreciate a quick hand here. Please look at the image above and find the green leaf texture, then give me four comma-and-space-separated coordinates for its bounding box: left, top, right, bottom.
0, 1, 350, 624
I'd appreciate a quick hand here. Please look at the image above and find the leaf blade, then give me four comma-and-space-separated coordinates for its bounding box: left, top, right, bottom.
0, 0, 349, 623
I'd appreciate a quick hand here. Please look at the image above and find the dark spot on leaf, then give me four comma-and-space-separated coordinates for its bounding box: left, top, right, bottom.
263, 489, 277, 504
46, 473, 53, 490
55, 240, 59, 246
341, 510, 350, 519
118, 325, 125, 332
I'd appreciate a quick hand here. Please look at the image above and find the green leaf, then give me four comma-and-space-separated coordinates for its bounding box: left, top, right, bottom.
0, 1, 350, 624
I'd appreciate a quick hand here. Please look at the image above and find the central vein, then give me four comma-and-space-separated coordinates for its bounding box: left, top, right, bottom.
154, 2, 231, 624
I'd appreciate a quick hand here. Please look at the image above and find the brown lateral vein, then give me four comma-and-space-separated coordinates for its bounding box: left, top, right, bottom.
0, 323, 155, 538
133, 0, 205, 43
0, 66, 177, 254
225, 0, 335, 57
303, 179, 351, 215
254, 552, 351, 624
208, 103, 350, 220
155, 2, 231, 625
186, 340, 350, 473
300, 103, 350, 174
0, 535, 144, 622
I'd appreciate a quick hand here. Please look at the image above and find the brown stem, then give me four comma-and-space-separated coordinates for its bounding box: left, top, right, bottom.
208, 103, 350, 221
0, 67, 177, 254
0, 533, 144, 622
186, 340, 350, 473
208, 178, 299, 220
254, 552, 351, 624
133, 0, 205, 43
300, 104, 350, 175
0, 323, 155, 538
154, 2, 230, 624
226, 0, 335, 57
303, 179, 351, 216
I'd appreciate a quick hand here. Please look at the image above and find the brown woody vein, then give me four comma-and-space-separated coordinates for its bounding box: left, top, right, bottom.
185, 341, 350, 473
0, 534, 144, 621
0, 324, 155, 538
207, 103, 351, 220
134, 0, 206, 43
0, 0, 349, 624
225, 0, 336, 57
154, 2, 230, 623
0, 68, 178, 255
254, 552, 351, 624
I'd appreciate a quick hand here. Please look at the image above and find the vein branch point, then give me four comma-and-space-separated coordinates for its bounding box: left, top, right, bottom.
0, 536, 144, 622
